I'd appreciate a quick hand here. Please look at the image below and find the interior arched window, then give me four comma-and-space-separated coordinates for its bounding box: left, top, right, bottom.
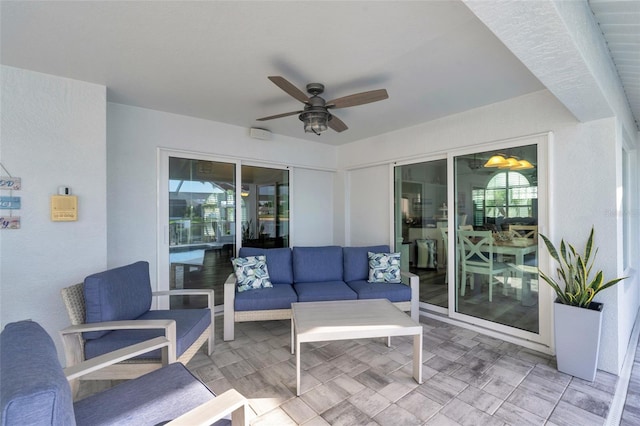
485, 171, 537, 219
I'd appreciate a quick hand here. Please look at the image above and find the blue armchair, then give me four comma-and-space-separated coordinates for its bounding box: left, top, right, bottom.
60, 261, 214, 388
1, 320, 247, 425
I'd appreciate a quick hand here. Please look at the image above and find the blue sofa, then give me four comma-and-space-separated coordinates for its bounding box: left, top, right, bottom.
0, 320, 248, 426
224, 245, 419, 341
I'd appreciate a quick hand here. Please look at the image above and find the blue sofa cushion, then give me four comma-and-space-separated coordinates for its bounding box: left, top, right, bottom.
343, 245, 390, 282
239, 247, 293, 284
74, 362, 229, 426
347, 280, 412, 302
234, 284, 298, 311
294, 281, 357, 302
231, 255, 273, 292
1, 321, 76, 426
368, 251, 402, 283
83, 261, 152, 340
293, 246, 343, 283
84, 308, 210, 360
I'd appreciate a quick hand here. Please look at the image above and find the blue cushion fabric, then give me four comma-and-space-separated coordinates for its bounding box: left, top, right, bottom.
84, 308, 211, 360
238, 247, 293, 284
293, 246, 343, 283
1, 321, 76, 426
368, 252, 402, 283
83, 261, 152, 340
234, 284, 298, 311
231, 255, 273, 292
74, 362, 230, 426
294, 281, 357, 302
343, 245, 390, 282
347, 280, 411, 302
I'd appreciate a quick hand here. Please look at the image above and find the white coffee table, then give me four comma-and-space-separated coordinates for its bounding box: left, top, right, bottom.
291, 299, 423, 396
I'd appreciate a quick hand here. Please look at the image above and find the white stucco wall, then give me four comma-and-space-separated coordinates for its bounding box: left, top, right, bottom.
106, 103, 337, 288
337, 89, 637, 375
0, 66, 107, 360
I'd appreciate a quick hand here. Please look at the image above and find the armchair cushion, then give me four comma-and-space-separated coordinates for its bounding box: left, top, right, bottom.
238, 247, 293, 284
1, 321, 76, 426
83, 261, 152, 340
343, 245, 390, 282
84, 308, 211, 360
231, 255, 273, 292
293, 246, 343, 283
74, 362, 229, 426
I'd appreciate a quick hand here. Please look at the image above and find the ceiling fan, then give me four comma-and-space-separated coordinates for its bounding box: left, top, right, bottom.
257, 76, 388, 135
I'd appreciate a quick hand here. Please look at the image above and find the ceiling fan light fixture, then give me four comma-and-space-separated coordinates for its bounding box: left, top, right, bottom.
300, 110, 329, 135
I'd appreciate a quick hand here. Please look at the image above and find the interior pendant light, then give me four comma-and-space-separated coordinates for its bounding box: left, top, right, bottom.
511, 159, 534, 170
498, 157, 521, 169
484, 155, 508, 168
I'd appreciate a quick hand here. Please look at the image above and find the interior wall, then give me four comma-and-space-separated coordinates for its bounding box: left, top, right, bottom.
346, 164, 390, 246
0, 66, 107, 360
336, 89, 636, 375
106, 103, 337, 288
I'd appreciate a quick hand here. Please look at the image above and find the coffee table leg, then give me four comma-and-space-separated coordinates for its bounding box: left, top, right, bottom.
296, 339, 301, 396
413, 333, 423, 384
291, 317, 294, 355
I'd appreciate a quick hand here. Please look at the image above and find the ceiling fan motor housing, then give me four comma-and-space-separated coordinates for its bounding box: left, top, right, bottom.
306, 83, 325, 96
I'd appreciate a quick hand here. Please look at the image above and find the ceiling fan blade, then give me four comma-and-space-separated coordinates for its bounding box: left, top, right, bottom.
328, 114, 348, 132
326, 89, 388, 109
268, 76, 309, 104
256, 110, 303, 121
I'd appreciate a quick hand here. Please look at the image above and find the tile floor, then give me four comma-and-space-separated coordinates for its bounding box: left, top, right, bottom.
182, 316, 619, 425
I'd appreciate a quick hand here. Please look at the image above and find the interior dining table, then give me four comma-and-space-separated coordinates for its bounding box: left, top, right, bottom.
492, 238, 538, 306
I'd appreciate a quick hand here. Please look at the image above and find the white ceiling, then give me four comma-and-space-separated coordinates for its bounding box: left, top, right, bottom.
1, 1, 636, 146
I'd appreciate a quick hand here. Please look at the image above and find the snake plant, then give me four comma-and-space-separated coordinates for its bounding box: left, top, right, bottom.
539, 227, 626, 308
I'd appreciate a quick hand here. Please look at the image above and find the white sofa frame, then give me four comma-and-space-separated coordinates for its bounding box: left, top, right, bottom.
224, 271, 420, 341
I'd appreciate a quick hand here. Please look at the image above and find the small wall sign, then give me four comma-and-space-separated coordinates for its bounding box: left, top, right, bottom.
0, 177, 21, 191
0, 216, 20, 229
0, 196, 21, 209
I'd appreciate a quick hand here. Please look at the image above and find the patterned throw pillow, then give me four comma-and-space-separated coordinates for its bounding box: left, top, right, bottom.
231, 255, 273, 292
367, 252, 401, 283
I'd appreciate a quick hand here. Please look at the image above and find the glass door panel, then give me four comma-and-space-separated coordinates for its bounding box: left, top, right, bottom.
240, 165, 289, 249
168, 157, 235, 308
394, 159, 448, 308
453, 144, 539, 333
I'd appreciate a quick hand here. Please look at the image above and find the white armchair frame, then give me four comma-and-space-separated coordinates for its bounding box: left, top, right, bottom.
60, 283, 215, 383
63, 336, 248, 426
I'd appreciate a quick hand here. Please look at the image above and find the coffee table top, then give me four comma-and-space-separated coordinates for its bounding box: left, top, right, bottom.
291, 299, 421, 342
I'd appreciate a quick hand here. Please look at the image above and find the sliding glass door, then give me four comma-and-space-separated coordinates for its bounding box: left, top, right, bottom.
160, 152, 290, 310
451, 142, 545, 338
394, 159, 448, 308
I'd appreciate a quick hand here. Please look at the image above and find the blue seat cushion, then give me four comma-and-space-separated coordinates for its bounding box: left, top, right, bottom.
293, 246, 343, 283
294, 281, 357, 302
1, 321, 76, 426
347, 280, 412, 302
234, 283, 298, 311
83, 261, 152, 340
238, 247, 293, 284
84, 308, 210, 360
343, 245, 391, 282
74, 362, 230, 426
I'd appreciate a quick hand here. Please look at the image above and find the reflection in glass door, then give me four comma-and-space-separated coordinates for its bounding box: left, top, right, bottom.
453, 145, 539, 333
168, 158, 236, 308
394, 159, 448, 308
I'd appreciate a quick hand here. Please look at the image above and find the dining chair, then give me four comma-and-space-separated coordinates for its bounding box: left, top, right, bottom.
509, 224, 538, 241
458, 224, 474, 231
440, 228, 449, 283
458, 230, 511, 302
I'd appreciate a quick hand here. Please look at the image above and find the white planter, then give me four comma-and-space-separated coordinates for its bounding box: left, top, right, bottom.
554, 301, 603, 382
